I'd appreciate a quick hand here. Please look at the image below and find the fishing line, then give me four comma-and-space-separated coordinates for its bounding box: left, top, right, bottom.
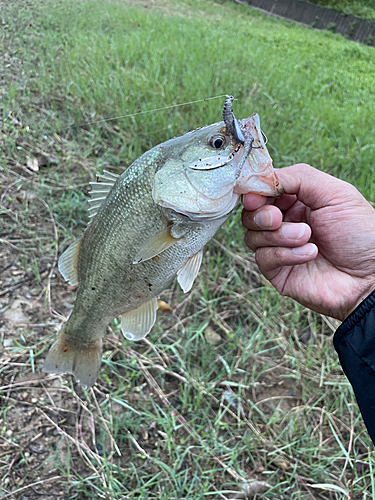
66, 94, 229, 131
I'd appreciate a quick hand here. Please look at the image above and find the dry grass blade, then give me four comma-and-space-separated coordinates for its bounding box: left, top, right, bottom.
2, 0, 375, 497
0, 475, 63, 499
134, 351, 245, 483
37, 407, 104, 473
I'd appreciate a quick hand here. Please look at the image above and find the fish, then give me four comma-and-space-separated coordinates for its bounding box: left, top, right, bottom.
43, 98, 283, 389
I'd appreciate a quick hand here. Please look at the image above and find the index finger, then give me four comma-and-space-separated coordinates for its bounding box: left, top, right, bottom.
242, 193, 268, 211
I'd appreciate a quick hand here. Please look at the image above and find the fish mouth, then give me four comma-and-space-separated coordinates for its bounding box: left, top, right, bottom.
232, 115, 284, 197
153, 113, 283, 222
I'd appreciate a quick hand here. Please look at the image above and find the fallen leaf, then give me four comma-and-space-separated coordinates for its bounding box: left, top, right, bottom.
204, 326, 221, 345
11, 270, 24, 276
233, 480, 270, 499
16, 190, 36, 203
4, 299, 30, 323
158, 299, 172, 311
8, 112, 22, 126
27, 156, 39, 172
270, 456, 289, 471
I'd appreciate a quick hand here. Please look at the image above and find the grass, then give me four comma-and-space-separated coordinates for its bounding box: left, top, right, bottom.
1, 0, 375, 498
308, 0, 375, 21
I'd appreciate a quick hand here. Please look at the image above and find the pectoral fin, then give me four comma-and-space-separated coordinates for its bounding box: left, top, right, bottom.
133, 228, 181, 264
58, 237, 82, 286
120, 298, 158, 341
177, 250, 203, 293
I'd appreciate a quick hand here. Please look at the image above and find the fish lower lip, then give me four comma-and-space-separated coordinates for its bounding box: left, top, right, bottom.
234, 174, 282, 197
233, 157, 283, 197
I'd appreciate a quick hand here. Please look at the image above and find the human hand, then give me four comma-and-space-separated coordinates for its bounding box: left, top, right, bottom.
242, 163, 375, 321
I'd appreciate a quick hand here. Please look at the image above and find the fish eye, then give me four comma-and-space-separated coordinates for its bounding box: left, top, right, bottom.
208, 134, 226, 149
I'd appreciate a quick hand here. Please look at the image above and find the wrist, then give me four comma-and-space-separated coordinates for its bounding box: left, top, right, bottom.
340, 281, 375, 322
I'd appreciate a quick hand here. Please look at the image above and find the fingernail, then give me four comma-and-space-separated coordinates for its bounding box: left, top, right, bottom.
292, 244, 317, 256
254, 210, 273, 228
281, 224, 305, 240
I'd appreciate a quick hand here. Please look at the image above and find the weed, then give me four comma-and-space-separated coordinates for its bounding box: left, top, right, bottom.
326, 21, 337, 32
1, 0, 375, 498
308, 0, 375, 21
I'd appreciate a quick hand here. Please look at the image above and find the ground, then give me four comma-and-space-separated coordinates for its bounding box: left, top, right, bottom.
1, 0, 375, 498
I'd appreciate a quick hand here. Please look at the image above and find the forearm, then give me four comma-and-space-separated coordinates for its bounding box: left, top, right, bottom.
334, 289, 375, 444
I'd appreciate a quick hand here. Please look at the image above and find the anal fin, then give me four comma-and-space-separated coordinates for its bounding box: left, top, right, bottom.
120, 298, 158, 341
177, 250, 203, 293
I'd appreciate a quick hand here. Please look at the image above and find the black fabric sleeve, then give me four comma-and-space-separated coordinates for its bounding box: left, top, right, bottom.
333, 290, 375, 444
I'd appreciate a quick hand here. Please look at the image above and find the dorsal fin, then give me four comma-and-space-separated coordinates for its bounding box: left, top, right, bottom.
88, 169, 119, 219
58, 237, 82, 286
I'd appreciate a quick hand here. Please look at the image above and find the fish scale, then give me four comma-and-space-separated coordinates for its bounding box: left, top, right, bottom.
43, 100, 283, 389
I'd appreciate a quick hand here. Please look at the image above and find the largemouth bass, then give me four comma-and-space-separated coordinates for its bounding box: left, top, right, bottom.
43, 98, 283, 389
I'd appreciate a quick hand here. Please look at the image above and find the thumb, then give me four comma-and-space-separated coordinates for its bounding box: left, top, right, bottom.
276, 163, 354, 210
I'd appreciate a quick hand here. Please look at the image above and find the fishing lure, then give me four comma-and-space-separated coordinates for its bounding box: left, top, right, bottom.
222, 96, 254, 178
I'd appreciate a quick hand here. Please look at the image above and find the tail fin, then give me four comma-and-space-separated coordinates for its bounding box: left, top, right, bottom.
43, 323, 102, 390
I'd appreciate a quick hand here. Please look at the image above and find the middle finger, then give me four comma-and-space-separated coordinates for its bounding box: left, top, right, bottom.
244, 222, 311, 251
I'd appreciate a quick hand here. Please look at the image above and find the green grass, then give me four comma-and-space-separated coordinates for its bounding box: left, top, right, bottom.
1, 0, 375, 498
3, 0, 375, 200
308, 0, 375, 21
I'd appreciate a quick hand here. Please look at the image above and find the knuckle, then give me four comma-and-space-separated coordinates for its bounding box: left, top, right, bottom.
254, 249, 263, 267
294, 162, 313, 171
345, 182, 360, 197
241, 209, 251, 228
254, 247, 273, 268
244, 231, 257, 251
